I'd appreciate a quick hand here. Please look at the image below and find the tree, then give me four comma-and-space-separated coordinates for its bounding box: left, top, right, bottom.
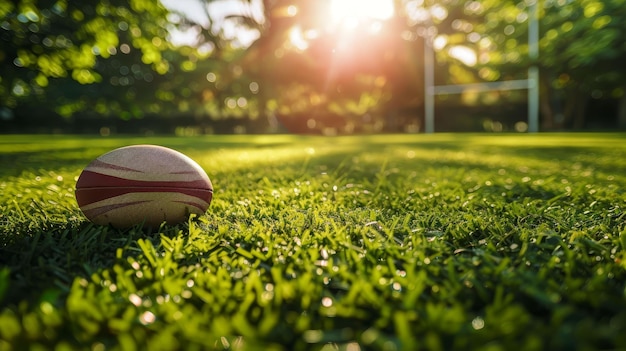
182, 0, 426, 133
408, 0, 626, 130
0, 0, 185, 121
538, 0, 626, 129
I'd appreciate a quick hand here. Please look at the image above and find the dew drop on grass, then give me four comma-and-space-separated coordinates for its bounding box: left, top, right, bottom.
129, 294, 142, 307
472, 317, 485, 330
262, 291, 274, 301
316, 260, 328, 267
320, 248, 329, 260
140, 311, 155, 325
321, 297, 333, 307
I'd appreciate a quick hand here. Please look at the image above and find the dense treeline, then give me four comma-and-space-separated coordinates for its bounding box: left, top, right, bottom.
1, 0, 625, 134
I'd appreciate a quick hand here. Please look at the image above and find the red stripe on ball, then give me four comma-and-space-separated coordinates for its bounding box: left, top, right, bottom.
76, 171, 212, 190
76, 187, 213, 207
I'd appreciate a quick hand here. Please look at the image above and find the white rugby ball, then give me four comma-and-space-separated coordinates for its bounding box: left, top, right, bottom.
75, 145, 213, 228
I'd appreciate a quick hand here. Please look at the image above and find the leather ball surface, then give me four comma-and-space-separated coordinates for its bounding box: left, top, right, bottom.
75, 145, 213, 228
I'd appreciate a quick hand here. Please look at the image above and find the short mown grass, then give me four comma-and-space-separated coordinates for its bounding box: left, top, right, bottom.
1, 133, 625, 350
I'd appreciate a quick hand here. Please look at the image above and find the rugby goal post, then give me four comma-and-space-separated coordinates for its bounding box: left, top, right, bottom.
424, 1, 539, 133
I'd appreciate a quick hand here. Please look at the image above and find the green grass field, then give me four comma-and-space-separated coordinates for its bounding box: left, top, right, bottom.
1, 133, 625, 350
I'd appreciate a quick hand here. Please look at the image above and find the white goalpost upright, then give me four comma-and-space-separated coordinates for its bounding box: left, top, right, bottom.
423, 1, 539, 133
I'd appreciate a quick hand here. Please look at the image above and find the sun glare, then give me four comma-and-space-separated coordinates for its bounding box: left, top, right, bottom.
287, 0, 395, 52
330, 0, 395, 23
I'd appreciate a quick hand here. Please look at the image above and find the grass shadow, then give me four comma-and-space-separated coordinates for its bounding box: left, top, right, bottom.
0, 221, 170, 308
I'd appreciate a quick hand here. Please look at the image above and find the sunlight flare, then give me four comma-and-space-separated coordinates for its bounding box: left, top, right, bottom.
330, 0, 395, 22
448, 45, 477, 66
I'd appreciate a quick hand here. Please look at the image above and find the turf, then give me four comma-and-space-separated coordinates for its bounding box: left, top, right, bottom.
1, 133, 625, 350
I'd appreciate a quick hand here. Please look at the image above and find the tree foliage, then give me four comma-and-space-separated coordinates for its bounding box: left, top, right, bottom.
0, 0, 231, 125
214, 0, 626, 131
1, 0, 625, 132
538, 0, 626, 128
405, 0, 626, 129
217, 0, 425, 133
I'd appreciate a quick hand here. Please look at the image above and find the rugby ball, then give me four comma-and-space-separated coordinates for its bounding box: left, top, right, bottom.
75, 145, 213, 228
